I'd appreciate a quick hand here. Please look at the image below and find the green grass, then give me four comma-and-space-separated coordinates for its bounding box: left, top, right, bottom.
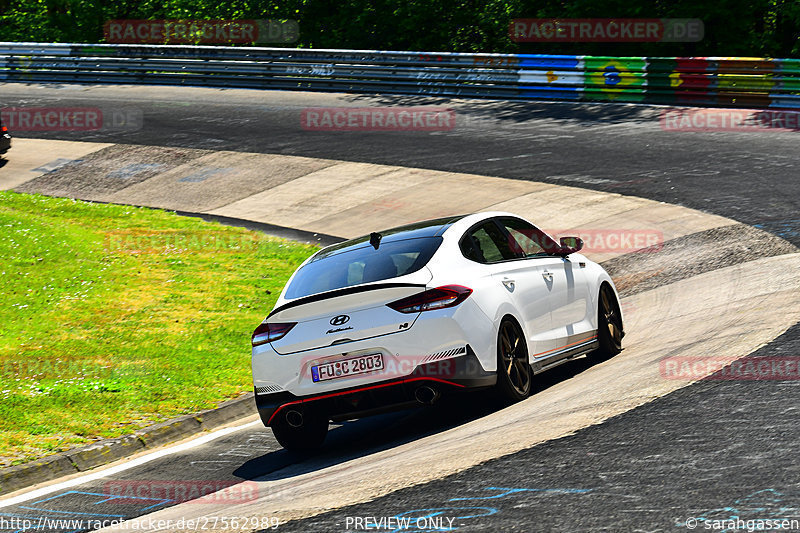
0, 191, 319, 466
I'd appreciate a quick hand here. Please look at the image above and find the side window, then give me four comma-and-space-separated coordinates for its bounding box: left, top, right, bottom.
460, 221, 519, 263
499, 217, 559, 257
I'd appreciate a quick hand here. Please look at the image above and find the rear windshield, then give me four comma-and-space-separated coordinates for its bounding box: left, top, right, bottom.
284, 237, 442, 299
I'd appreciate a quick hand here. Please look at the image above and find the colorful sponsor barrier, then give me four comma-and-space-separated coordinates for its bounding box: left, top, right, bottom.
583, 57, 647, 102
0, 43, 798, 110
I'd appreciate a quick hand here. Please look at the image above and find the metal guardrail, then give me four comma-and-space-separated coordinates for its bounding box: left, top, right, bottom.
1, 42, 798, 108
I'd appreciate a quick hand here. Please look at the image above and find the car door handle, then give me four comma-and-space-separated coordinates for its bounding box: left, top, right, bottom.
542, 270, 553, 279
501, 277, 515, 292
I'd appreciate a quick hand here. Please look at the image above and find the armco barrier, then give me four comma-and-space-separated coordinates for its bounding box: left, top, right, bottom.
0, 43, 798, 109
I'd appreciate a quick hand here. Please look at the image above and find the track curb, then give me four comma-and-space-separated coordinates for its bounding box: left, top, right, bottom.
0, 392, 255, 496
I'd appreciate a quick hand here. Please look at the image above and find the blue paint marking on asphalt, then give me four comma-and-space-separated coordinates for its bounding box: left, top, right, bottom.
178, 167, 232, 182
106, 163, 165, 179
91, 492, 175, 512
678, 489, 800, 532
449, 487, 592, 501
0, 489, 174, 533
18, 490, 173, 518
17, 506, 123, 518
753, 219, 800, 239
380, 487, 592, 532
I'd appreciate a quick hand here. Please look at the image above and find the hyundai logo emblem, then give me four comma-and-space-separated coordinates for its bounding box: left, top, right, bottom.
330, 314, 350, 326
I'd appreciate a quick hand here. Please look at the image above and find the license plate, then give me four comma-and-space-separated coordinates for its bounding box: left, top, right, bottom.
311, 353, 384, 382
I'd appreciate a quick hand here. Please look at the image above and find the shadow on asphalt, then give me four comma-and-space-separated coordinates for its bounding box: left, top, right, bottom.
233, 353, 600, 482
343, 93, 664, 128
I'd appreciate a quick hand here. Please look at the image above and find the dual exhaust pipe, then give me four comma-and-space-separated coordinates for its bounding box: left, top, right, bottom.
414, 385, 439, 405
285, 409, 304, 428
283, 386, 440, 427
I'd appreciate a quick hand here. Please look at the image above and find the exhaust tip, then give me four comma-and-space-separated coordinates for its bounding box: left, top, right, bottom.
414, 386, 439, 405
285, 409, 304, 428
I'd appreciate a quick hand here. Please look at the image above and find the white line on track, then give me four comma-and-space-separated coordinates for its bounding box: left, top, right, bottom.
0, 421, 261, 509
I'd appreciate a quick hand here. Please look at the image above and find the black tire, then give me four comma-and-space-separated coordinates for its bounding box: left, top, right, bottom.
271, 410, 329, 451
590, 284, 624, 362
495, 319, 532, 402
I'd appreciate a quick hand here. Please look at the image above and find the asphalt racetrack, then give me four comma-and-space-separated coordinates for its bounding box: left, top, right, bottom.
1, 83, 799, 533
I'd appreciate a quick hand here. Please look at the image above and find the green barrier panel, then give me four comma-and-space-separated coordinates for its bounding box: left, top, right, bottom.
777, 78, 800, 91
776, 59, 800, 75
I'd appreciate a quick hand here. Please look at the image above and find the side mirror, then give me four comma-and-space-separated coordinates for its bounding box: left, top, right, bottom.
558, 236, 584, 255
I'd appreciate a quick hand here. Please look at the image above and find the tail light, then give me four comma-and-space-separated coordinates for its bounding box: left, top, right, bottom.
1, 126, 7, 132
387, 285, 473, 314
252, 322, 296, 346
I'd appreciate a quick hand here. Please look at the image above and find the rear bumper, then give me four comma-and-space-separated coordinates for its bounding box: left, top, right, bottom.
252, 300, 497, 399
255, 349, 496, 426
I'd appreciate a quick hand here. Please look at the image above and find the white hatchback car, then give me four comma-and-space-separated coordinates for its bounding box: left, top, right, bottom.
252, 212, 624, 450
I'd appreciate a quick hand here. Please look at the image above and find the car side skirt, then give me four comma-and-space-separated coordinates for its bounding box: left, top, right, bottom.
531, 332, 599, 374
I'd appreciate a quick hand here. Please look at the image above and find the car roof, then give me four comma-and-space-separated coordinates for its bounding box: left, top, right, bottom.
311, 214, 468, 261
441, 211, 532, 235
